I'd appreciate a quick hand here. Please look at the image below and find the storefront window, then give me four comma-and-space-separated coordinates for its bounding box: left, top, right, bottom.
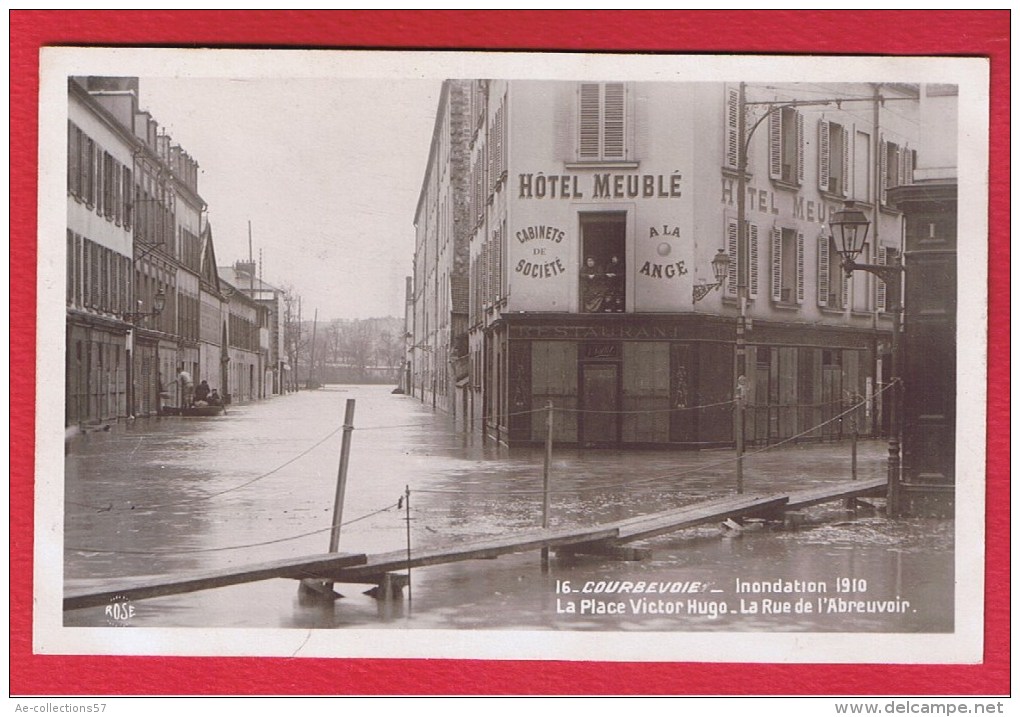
579, 212, 626, 313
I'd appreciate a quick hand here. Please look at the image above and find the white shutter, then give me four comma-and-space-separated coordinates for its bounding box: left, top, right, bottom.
769, 107, 782, 180
748, 222, 759, 298
817, 233, 829, 307
725, 87, 740, 169
796, 231, 805, 304
841, 125, 850, 198
818, 119, 830, 192
726, 217, 738, 297
603, 83, 626, 159
876, 245, 888, 312
796, 110, 805, 185
841, 260, 849, 309
578, 83, 600, 160
770, 227, 782, 302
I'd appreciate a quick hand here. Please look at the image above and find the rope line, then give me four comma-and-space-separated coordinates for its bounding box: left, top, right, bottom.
65, 501, 401, 556
66, 424, 346, 513
409, 381, 896, 498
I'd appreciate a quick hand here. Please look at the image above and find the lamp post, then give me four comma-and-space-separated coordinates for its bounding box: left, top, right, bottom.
830, 201, 904, 516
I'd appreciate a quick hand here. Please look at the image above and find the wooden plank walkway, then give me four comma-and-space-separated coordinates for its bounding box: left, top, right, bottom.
334, 525, 620, 583
609, 494, 789, 544
785, 477, 887, 511
64, 551, 366, 611
63, 479, 889, 610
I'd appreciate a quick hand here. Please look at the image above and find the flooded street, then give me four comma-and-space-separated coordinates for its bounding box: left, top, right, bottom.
64, 385, 953, 632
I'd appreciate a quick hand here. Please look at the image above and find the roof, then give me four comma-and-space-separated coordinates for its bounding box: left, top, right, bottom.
217, 266, 283, 295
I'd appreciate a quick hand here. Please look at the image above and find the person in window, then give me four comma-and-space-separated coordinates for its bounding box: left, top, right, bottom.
581, 256, 607, 313
605, 255, 625, 312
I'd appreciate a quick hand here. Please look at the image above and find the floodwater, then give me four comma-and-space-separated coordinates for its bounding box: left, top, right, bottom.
64, 385, 953, 632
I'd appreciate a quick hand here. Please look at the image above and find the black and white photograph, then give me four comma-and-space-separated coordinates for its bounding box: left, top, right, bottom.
36, 49, 987, 663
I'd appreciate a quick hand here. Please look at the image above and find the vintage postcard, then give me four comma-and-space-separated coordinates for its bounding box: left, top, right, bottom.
35, 48, 988, 664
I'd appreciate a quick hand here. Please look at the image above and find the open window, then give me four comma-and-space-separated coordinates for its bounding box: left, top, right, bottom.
579, 212, 626, 313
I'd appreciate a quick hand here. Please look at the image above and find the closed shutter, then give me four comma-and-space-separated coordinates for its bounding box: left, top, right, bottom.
726, 217, 738, 297
66, 230, 74, 303
876, 245, 888, 312
879, 138, 888, 205
841, 125, 850, 197
770, 227, 782, 302
796, 110, 805, 185
748, 222, 759, 298
68, 122, 79, 196
123, 167, 132, 230
841, 260, 849, 309
818, 119, 830, 192
578, 83, 601, 160
768, 107, 782, 180
817, 233, 829, 307
603, 83, 625, 159
796, 231, 805, 303
84, 138, 95, 208
725, 87, 740, 169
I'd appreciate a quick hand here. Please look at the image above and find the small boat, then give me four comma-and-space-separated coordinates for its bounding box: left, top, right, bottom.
161, 404, 226, 417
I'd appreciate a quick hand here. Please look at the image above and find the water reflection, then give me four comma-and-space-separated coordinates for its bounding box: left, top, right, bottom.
64, 385, 953, 631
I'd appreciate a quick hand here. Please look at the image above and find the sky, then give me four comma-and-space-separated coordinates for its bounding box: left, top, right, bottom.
139, 77, 442, 321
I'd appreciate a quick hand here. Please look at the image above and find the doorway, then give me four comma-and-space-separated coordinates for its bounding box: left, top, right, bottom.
580, 363, 620, 446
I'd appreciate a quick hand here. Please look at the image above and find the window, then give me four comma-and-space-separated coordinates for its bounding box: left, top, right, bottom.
817, 233, 848, 310
770, 227, 804, 305
880, 138, 915, 206
725, 217, 759, 299
818, 119, 849, 196
769, 106, 803, 186
875, 246, 898, 312
577, 83, 628, 162
580, 212, 626, 313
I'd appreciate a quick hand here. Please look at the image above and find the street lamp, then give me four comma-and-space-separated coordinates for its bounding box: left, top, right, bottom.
692, 249, 731, 303
830, 200, 905, 516
123, 289, 167, 323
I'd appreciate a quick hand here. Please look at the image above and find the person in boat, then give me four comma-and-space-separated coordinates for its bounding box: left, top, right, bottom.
176, 365, 194, 407
207, 389, 222, 406
194, 380, 210, 403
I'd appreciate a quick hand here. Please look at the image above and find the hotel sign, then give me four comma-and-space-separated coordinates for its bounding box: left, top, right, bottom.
519, 172, 683, 200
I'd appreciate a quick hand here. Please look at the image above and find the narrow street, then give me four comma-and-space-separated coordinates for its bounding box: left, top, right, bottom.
64, 386, 953, 631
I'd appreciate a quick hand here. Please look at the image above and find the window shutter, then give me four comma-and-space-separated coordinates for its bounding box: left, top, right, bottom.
841, 125, 850, 198
879, 138, 888, 205
725, 87, 740, 169
817, 233, 829, 307
66, 230, 74, 303
768, 107, 782, 180
876, 245, 888, 312
578, 83, 601, 160
726, 217, 738, 297
796, 110, 805, 185
818, 119, 830, 192
841, 260, 849, 309
67, 122, 78, 196
898, 144, 908, 188
770, 227, 782, 302
796, 231, 805, 303
123, 167, 132, 230
603, 83, 626, 159
749, 222, 759, 298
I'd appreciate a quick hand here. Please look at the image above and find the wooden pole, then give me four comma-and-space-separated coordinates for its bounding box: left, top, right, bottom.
404, 484, 412, 607
328, 399, 356, 553
541, 400, 553, 571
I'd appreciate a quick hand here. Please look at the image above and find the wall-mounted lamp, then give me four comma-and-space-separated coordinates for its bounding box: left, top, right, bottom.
692, 249, 731, 303
122, 289, 166, 323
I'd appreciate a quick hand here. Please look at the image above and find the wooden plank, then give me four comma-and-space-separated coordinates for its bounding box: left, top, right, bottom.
785, 478, 887, 510
337, 525, 619, 581
64, 552, 367, 611
613, 495, 789, 543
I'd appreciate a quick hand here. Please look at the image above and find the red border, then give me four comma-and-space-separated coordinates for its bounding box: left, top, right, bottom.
11, 10, 1009, 696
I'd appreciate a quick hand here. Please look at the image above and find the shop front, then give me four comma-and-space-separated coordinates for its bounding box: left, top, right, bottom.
494, 313, 882, 448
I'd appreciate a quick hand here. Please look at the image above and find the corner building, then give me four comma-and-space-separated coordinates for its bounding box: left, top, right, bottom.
415, 81, 919, 447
